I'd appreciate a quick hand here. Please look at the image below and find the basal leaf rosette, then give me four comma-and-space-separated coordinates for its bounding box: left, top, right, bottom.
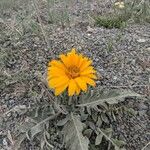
47, 48, 97, 96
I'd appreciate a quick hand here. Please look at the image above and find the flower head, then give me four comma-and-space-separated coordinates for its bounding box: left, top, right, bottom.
115, 1, 125, 9
47, 48, 97, 96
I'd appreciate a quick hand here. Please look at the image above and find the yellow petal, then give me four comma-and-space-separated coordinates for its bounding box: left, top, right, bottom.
77, 54, 84, 67
78, 57, 88, 68
76, 84, 81, 95
48, 67, 66, 76
59, 54, 70, 67
68, 79, 77, 96
69, 48, 76, 55
55, 82, 68, 96
75, 77, 87, 91
81, 77, 96, 87
49, 60, 66, 70
47, 68, 65, 79
80, 59, 92, 71
67, 49, 79, 66
48, 76, 69, 88
80, 67, 96, 75
86, 74, 97, 79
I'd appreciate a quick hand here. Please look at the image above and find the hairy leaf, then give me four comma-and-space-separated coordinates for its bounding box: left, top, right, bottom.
95, 133, 103, 145
83, 129, 93, 138
57, 115, 70, 126
27, 114, 59, 139
97, 128, 125, 149
112, 139, 126, 147
63, 113, 89, 150
77, 88, 140, 107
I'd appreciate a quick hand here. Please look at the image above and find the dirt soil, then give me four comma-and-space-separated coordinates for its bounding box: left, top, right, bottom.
0, 0, 150, 150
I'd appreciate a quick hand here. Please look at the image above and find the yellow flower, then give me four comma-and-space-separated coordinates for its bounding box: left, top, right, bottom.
115, 1, 125, 9
47, 48, 97, 96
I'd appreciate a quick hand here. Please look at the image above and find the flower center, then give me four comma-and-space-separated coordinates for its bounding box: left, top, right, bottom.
67, 65, 80, 78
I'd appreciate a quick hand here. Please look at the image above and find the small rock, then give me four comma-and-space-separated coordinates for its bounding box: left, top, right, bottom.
3, 138, 8, 146
87, 26, 94, 33
113, 76, 117, 80
6, 112, 11, 117
137, 39, 147, 43
146, 47, 150, 52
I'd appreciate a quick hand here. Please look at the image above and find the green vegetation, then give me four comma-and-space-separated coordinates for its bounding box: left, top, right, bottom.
94, 15, 127, 29
94, 0, 150, 29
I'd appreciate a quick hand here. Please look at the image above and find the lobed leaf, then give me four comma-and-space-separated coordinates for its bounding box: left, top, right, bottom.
63, 113, 89, 150
77, 88, 141, 107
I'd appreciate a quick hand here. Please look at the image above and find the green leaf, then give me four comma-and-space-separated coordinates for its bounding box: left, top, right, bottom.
83, 129, 93, 138
57, 115, 70, 126
95, 133, 103, 145
111, 111, 116, 121
96, 128, 126, 149
112, 139, 126, 148
101, 113, 109, 123
27, 115, 55, 139
63, 113, 89, 150
102, 128, 113, 136
96, 117, 102, 128
77, 88, 140, 107
92, 112, 98, 122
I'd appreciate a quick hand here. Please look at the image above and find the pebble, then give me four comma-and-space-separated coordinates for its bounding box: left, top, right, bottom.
113, 76, 117, 80
146, 47, 150, 52
87, 26, 94, 33
137, 38, 147, 43
2, 138, 8, 146
6, 112, 11, 118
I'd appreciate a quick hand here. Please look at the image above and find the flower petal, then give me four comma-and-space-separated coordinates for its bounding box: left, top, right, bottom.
68, 79, 77, 96
80, 67, 96, 75
81, 77, 96, 87
86, 74, 97, 79
77, 54, 84, 67
67, 49, 79, 66
75, 77, 87, 91
49, 60, 66, 70
55, 82, 68, 96
68, 48, 76, 55
48, 76, 69, 88
80, 59, 92, 71
59, 54, 70, 67
76, 84, 81, 95
48, 66, 66, 76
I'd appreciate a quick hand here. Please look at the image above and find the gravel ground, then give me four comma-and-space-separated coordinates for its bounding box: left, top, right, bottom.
0, 0, 150, 150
